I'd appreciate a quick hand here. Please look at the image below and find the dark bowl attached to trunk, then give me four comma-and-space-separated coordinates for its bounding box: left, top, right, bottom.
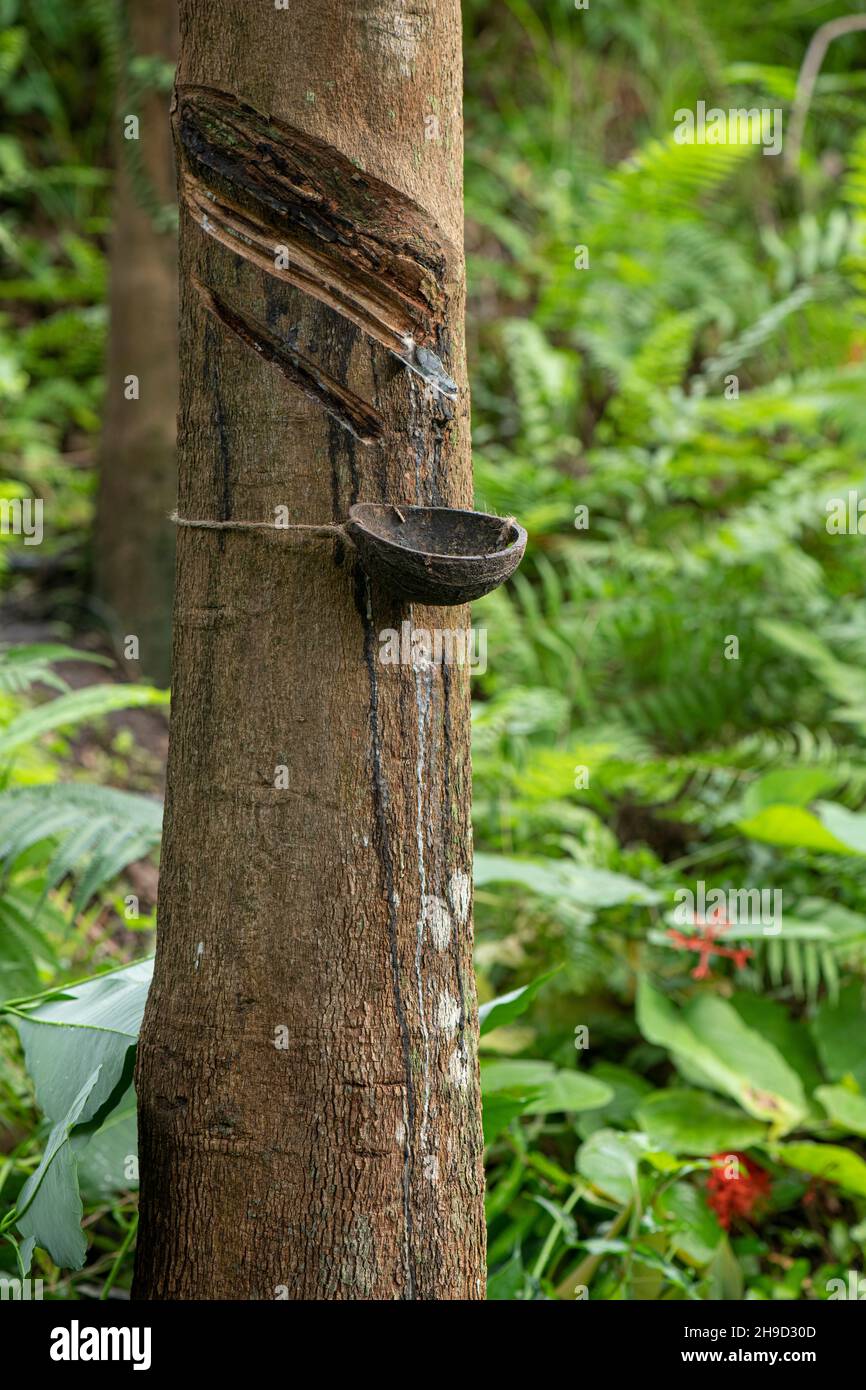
346, 503, 527, 606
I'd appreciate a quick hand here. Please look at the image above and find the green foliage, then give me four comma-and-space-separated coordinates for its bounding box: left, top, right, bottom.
5, 0, 866, 1302
0, 0, 173, 595
0, 783, 162, 916
1, 958, 150, 1271
0, 647, 161, 1291
466, 0, 866, 1299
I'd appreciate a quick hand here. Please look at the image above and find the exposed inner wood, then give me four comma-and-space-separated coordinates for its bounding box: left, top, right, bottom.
192, 275, 385, 443
176, 85, 456, 361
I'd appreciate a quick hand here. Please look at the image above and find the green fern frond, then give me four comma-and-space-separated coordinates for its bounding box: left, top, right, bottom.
0, 645, 110, 697
0, 888, 61, 1001
593, 135, 755, 221
700, 282, 822, 383
0, 683, 169, 761
0, 783, 162, 912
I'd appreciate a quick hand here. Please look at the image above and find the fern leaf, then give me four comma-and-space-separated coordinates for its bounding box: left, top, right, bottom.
0, 784, 162, 912
0, 684, 168, 760
0, 645, 109, 696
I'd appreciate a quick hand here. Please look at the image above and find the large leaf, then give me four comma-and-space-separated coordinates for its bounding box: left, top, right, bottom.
636, 1089, 767, 1155
706, 1235, 744, 1300
729, 994, 824, 1100
474, 852, 659, 908
811, 982, 866, 1090
740, 768, 838, 815
738, 794, 866, 856
480, 1058, 612, 1115
478, 969, 558, 1037
636, 977, 806, 1132
772, 1141, 866, 1197
15, 1069, 101, 1270
77, 1085, 139, 1200
656, 1181, 723, 1266
577, 1062, 654, 1139
815, 1085, 866, 1138
737, 804, 851, 853
7, 963, 152, 1271
7, 957, 152, 1125
577, 1129, 643, 1206
482, 1092, 535, 1146
816, 802, 866, 855
486, 1249, 528, 1300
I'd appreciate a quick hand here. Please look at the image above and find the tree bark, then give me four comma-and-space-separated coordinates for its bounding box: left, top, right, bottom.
134, 0, 486, 1300
95, 0, 179, 684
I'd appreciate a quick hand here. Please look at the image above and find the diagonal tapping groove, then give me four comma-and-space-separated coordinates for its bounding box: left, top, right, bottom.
192, 277, 385, 444
176, 85, 458, 383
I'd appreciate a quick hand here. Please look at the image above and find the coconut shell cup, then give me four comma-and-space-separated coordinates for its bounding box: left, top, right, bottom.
345, 503, 527, 606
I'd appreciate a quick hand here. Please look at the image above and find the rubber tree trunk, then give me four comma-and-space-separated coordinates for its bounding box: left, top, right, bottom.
94, 0, 178, 684
134, 0, 486, 1299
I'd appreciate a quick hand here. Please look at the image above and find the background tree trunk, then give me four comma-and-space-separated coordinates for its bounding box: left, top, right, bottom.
134, 0, 486, 1299
94, 0, 178, 684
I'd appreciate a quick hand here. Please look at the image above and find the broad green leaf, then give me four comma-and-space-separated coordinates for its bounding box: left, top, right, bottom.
729, 994, 824, 1099
474, 852, 658, 908
636, 1089, 767, 1155
812, 982, 866, 1090
8, 958, 152, 1125
577, 1062, 654, 1138
15, 1069, 100, 1270
577, 1128, 642, 1206
706, 1235, 744, 1300
737, 804, 851, 852
487, 1249, 528, 1300
655, 1182, 723, 1266
740, 768, 837, 816
816, 802, 866, 855
480, 1058, 611, 1114
525, 1070, 613, 1116
686, 995, 807, 1129
481, 1059, 556, 1091
77, 1086, 138, 1199
815, 1085, 866, 1138
482, 1091, 534, 1146
15, 1235, 36, 1280
626, 1243, 698, 1298
479, 969, 558, 1037
636, 977, 806, 1132
773, 1141, 866, 1197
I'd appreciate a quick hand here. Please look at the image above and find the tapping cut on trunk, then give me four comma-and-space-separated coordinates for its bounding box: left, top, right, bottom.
176, 85, 458, 367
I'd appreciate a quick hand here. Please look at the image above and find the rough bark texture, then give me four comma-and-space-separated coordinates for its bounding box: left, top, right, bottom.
134, 0, 486, 1300
95, 0, 179, 684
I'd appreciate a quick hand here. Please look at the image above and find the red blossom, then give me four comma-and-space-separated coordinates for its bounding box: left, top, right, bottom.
706, 1151, 772, 1229
666, 908, 753, 979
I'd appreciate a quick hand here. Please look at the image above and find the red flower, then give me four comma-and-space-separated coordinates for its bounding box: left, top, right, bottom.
666, 909, 753, 980
706, 1151, 772, 1229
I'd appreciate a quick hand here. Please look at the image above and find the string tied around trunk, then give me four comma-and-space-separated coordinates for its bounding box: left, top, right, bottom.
169, 511, 349, 541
